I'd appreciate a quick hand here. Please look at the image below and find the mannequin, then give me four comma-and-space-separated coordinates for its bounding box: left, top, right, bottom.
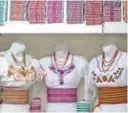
40, 44, 89, 112
88, 44, 127, 112
0, 42, 43, 112
102, 44, 118, 61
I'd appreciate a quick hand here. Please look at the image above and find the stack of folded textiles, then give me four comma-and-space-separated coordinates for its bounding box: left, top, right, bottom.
30, 98, 41, 112
28, 1, 46, 24
123, 0, 128, 23
77, 100, 90, 112
85, 0, 103, 25
47, 1, 64, 23
67, 1, 84, 24
10, 1, 28, 21
103, 0, 121, 22
0, 1, 7, 25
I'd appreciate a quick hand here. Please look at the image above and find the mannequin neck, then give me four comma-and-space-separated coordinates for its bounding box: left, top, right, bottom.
102, 44, 118, 61
54, 52, 70, 68
7, 42, 26, 66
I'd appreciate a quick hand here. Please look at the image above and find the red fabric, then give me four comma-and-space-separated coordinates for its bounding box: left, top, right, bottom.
10, 1, 28, 21
47, 1, 64, 23
103, 1, 121, 22
123, 1, 128, 23
67, 1, 84, 24
28, 1, 46, 24
85, 1, 103, 25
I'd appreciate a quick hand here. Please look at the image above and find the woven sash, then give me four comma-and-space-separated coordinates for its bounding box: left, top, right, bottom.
0, 87, 28, 104
98, 86, 127, 104
47, 88, 77, 103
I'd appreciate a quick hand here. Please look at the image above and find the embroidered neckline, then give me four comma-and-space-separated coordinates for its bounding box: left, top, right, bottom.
96, 52, 122, 73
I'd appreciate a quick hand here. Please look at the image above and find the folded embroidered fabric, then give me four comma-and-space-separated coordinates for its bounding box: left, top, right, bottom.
47, 1, 64, 23
0, 1, 7, 25
30, 98, 41, 112
123, 1, 128, 23
85, 1, 103, 25
28, 1, 46, 24
67, 1, 84, 24
77, 100, 90, 112
10, 1, 28, 21
103, 1, 121, 22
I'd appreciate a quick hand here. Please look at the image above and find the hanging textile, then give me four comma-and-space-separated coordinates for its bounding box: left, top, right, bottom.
85, 0, 103, 25
0, 1, 7, 25
67, 1, 84, 24
28, 1, 46, 24
123, 0, 128, 23
103, 0, 121, 22
47, 1, 64, 23
10, 1, 28, 21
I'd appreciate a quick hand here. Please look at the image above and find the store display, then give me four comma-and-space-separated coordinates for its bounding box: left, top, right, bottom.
10, 1, 28, 21
88, 44, 127, 112
28, 1, 46, 24
47, 1, 64, 23
85, 1, 103, 25
103, 1, 121, 22
0, 42, 44, 112
40, 44, 88, 112
67, 1, 84, 24
0, 1, 7, 25
123, 0, 128, 23
77, 100, 90, 112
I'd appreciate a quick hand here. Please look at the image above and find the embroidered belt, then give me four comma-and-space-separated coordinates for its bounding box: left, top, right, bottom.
98, 86, 127, 104
0, 87, 28, 104
47, 88, 77, 103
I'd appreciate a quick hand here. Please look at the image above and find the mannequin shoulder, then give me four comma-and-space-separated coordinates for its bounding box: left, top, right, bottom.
39, 56, 51, 68
89, 55, 101, 68
73, 55, 88, 66
0, 52, 5, 57
0, 52, 5, 61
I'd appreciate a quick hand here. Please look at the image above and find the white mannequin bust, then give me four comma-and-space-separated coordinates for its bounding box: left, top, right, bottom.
5, 42, 26, 66
102, 44, 118, 61
54, 44, 70, 68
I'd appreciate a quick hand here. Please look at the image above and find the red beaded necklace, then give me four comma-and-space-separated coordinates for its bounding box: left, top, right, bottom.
102, 50, 118, 72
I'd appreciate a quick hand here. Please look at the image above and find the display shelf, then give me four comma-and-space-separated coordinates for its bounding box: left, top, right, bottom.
0, 21, 103, 33
103, 21, 127, 34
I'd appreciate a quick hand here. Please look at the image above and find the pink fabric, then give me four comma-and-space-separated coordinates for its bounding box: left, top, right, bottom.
47, 1, 64, 23
47, 88, 77, 103
85, 1, 103, 25
103, 1, 121, 22
28, 1, 46, 24
30, 98, 41, 112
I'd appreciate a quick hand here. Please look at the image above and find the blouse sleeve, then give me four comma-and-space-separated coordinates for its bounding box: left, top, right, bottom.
31, 57, 44, 83
88, 58, 97, 110
80, 57, 89, 101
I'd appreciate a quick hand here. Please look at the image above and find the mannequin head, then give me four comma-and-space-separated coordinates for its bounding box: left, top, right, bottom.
9, 42, 26, 62
54, 44, 70, 62
102, 44, 118, 54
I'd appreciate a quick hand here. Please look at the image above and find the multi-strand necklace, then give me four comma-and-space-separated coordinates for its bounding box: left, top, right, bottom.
11, 51, 28, 77
54, 53, 70, 85
102, 49, 118, 73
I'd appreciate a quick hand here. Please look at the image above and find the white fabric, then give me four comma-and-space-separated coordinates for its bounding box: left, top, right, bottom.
40, 54, 88, 112
0, 52, 42, 112
88, 51, 127, 112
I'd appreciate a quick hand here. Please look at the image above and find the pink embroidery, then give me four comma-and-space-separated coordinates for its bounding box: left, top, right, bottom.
47, 88, 77, 103
49, 63, 75, 76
